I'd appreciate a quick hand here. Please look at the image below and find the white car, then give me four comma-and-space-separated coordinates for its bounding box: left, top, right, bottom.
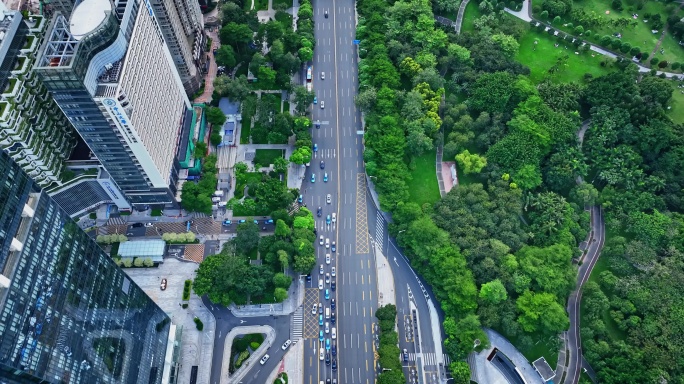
321, 72, 325, 80
325, 322, 330, 333
325, 253, 331, 265
332, 213, 336, 223
319, 235, 324, 246
325, 272, 330, 284
325, 238, 330, 248
320, 348, 325, 361
321, 101, 325, 109
282, 339, 292, 350
312, 303, 318, 315
331, 327, 336, 339
319, 264, 324, 275
260, 354, 270, 365
331, 267, 336, 277
326, 194, 331, 204
318, 279, 324, 290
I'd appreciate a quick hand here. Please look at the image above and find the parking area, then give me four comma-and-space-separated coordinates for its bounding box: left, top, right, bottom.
123, 258, 215, 384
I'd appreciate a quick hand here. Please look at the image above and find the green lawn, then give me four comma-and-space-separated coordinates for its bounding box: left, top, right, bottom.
407, 152, 441, 207
240, 121, 251, 144
516, 29, 614, 84
667, 86, 684, 125
254, 149, 284, 166
460, 1, 483, 34
534, 0, 684, 68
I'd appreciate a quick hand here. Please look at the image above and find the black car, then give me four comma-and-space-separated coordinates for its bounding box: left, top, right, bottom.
332, 359, 337, 370
317, 207, 322, 217
331, 280, 336, 291
324, 10, 328, 18
326, 379, 331, 384
131, 222, 144, 228
331, 312, 335, 324
320, 161, 325, 169
306, 274, 312, 282
325, 352, 331, 365
332, 343, 337, 356
331, 298, 336, 310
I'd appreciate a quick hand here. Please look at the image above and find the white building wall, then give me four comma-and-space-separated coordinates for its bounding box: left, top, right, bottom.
117, 0, 189, 187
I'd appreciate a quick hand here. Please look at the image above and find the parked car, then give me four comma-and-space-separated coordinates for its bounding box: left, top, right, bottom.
160, 278, 167, 290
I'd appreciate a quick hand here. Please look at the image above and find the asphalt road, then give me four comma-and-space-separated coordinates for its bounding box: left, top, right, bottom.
368, 205, 447, 384
563, 206, 604, 384
203, 297, 292, 384
301, 0, 378, 382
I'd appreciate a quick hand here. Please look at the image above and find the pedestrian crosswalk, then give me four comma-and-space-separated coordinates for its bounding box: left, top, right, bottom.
406, 352, 451, 366
291, 307, 303, 340
107, 217, 127, 225
312, 148, 336, 159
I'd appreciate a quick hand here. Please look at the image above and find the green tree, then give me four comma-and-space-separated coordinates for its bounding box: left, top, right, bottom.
273, 157, 289, 174
214, 75, 252, 101
298, 46, 313, 61
275, 219, 291, 238
273, 272, 292, 289
234, 221, 261, 255
516, 290, 569, 334
491, 33, 520, 58
205, 106, 227, 126
455, 150, 487, 174
513, 164, 543, 190
479, 279, 508, 304
215, 45, 236, 68
293, 85, 315, 115
449, 361, 472, 384
220, 23, 253, 51
194, 141, 208, 159
274, 287, 288, 301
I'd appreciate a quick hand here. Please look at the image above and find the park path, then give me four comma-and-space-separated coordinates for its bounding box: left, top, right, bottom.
649, 2, 684, 58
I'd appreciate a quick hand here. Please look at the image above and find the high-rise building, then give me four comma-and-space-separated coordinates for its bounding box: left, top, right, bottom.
0, 7, 78, 189
33, 0, 193, 209
148, 0, 205, 95
0, 148, 174, 383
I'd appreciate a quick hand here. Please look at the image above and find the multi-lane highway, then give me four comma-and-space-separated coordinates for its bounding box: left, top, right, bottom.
300, 0, 379, 382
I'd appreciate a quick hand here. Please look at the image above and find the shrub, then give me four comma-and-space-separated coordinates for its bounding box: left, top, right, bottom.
182, 303, 188, 309
672, 62, 681, 70
600, 35, 612, 46
194, 317, 204, 331
183, 280, 192, 301
250, 341, 261, 350
89, 212, 97, 219
584, 29, 591, 37
151, 209, 163, 216
658, 60, 668, 68
612, 0, 623, 11
540, 10, 549, 19
566, 22, 573, 29
133, 257, 144, 267
641, 53, 649, 61
122, 258, 133, 268
235, 350, 249, 367
650, 57, 660, 65
574, 25, 584, 35
553, 16, 561, 24
620, 42, 632, 53
630, 46, 641, 56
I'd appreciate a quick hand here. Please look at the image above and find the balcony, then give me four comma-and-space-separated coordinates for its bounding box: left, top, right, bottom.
11, 56, 29, 75
25, 15, 44, 33
2, 78, 21, 98
0, 102, 9, 122
21, 35, 37, 53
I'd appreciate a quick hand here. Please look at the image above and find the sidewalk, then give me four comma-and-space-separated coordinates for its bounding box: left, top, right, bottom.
223, 325, 277, 384
373, 242, 396, 307
265, 339, 304, 384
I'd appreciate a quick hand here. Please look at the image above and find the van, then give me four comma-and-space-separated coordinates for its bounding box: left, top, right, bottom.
214, 190, 224, 197
211, 197, 221, 203
325, 307, 330, 319
218, 201, 227, 207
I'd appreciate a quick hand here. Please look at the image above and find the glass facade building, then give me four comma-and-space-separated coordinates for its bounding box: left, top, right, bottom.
0, 149, 171, 383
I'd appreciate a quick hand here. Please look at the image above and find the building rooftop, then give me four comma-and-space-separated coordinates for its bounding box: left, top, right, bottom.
532, 357, 556, 382
69, 0, 112, 40
118, 239, 166, 261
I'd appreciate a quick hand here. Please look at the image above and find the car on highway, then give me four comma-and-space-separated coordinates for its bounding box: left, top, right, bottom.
222, 220, 232, 226
331, 312, 335, 324
319, 235, 324, 245
298, 195, 303, 203
321, 72, 325, 80
319, 314, 323, 325
324, 10, 328, 18
282, 339, 292, 350
319, 264, 324, 274
320, 160, 325, 169
313, 97, 317, 104
326, 215, 331, 225
325, 289, 330, 300
403, 348, 409, 362
325, 253, 331, 264
331, 267, 336, 277
331, 298, 336, 310
332, 343, 337, 356
325, 322, 330, 333
318, 279, 323, 290
260, 354, 270, 365
321, 101, 325, 109
331, 327, 336, 339
311, 173, 316, 183
312, 304, 318, 314
326, 194, 331, 204
319, 303, 323, 314
317, 206, 322, 217
332, 213, 336, 223
306, 274, 312, 282
326, 338, 330, 350
332, 358, 337, 371
320, 348, 324, 360
325, 273, 330, 284
331, 280, 336, 291
325, 352, 330, 365
325, 238, 330, 248
331, 241, 336, 252
323, 172, 328, 182
313, 143, 318, 152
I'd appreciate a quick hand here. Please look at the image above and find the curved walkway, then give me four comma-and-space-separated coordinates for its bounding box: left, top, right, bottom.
222, 325, 276, 384
505, 0, 684, 80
